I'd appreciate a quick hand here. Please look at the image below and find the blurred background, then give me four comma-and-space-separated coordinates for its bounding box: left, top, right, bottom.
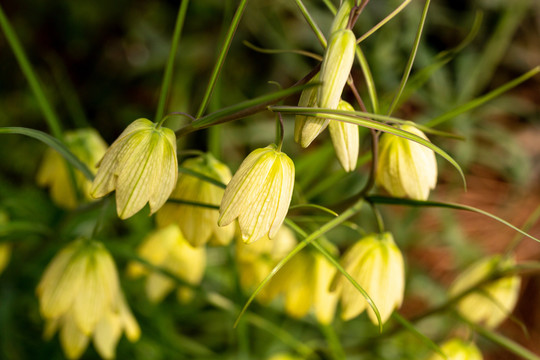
1, 0, 540, 359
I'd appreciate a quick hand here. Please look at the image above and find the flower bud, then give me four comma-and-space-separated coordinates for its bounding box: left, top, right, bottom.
91, 119, 178, 219
336, 232, 405, 324
156, 154, 235, 247
37, 239, 140, 359
127, 224, 206, 303
294, 76, 328, 148
376, 123, 437, 200
449, 255, 521, 329
427, 339, 483, 360
218, 144, 295, 244
318, 29, 356, 111
329, 100, 359, 172
37, 128, 107, 209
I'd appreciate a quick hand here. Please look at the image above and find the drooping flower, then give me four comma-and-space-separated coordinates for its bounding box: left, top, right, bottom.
91, 118, 178, 219
236, 226, 338, 323
37, 239, 140, 359
449, 255, 521, 329
329, 100, 359, 172
127, 224, 206, 303
37, 128, 107, 209
236, 226, 297, 304
335, 232, 405, 324
218, 144, 295, 244
376, 123, 438, 200
427, 338, 483, 360
156, 153, 234, 247
0, 242, 10, 275
294, 27, 356, 148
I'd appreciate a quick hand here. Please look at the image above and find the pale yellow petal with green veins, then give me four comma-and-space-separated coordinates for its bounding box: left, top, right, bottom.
219, 147, 276, 227
60, 315, 90, 360
93, 311, 122, 360
329, 100, 359, 172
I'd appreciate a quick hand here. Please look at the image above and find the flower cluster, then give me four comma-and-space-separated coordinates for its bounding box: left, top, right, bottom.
36, 239, 140, 359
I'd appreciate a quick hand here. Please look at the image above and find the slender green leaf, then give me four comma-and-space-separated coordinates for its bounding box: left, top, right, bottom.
177, 83, 317, 136
368, 195, 540, 244
294, 0, 326, 48
463, 317, 540, 360
289, 204, 338, 217
167, 198, 220, 210
0, 4, 63, 139
425, 66, 540, 128
386, 0, 431, 116
178, 166, 226, 189
196, 0, 249, 118
270, 106, 466, 186
285, 218, 384, 331
0, 221, 51, 238
155, 0, 190, 124
243, 40, 322, 61
234, 198, 366, 328
356, 0, 413, 44
0, 127, 94, 181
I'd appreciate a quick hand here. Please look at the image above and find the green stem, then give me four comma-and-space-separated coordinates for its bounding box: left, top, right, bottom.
195, 0, 249, 119
294, 0, 327, 48
0, 4, 63, 139
387, 0, 431, 116
463, 316, 540, 360
155, 0, 190, 126
355, 47, 379, 113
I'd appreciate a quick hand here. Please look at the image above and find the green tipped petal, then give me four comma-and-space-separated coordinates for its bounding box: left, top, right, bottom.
329, 100, 360, 172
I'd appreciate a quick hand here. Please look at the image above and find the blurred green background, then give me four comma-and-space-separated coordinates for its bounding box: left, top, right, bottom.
1, 0, 540, 359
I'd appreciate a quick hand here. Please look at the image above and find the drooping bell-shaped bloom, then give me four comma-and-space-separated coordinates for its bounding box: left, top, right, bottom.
336, 232, 405, 324
427, 338, 483, 360
91, 119, 178, 219
449, 255, 521, 329
156, 153, 234, 247
37, 239, 140, 359
37, 128, 107, 209
218, 144, 295, 244
236, 225, 297, 303
376, 123, 437, 200
329, 100, 359, 172
0, 242, 10, 275
127, 224, 206, 303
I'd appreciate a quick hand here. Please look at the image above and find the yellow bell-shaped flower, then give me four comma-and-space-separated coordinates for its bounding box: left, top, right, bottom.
37, 128, 107, 209
156, 153, 234, 247
236, 225, 297, 303
127, 224, 206, 303
91, 118, 178, 219
336, 232, 405, 324
449, 255, 520, 329
218, 144, 295, 244
329, 100, 359, 172
0, 242, 11, 275
376, 123, 437, 200
427, 338, 483, 360
37, 239, 140, 360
